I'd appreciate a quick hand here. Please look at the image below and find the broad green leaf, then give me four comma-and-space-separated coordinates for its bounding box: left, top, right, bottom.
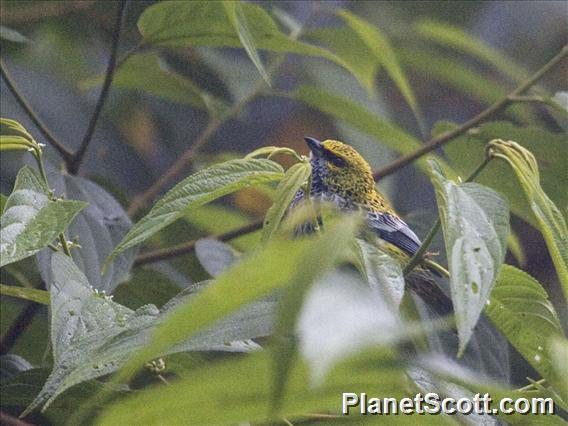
439, 121, 567, 229
111, 218, 359, 393
36, 169, 137, 294
398, 47, 532, 122
108, 158, 284, 262
23, 253, 275, 415
306, 26, 379, 96
223, 1, 270, 86
414, 19, 527, 82
262, 162, 311, 243
137, 1, 355, 80
338, 10, 421, 123
290, 85, 454, 177
270, 217, 360, 414
82, 52, 208, 110
0, 283, 49, 305
484, 265, 562, 393
97, 348, 411, 425
429, 160, 510, 356
0, 166, 86, 267
488, 139, 568, 298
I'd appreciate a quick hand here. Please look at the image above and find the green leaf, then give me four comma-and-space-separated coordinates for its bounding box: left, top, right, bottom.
398, 47, 532, 122
97, 347, 411, 425
429, 159, 510, 356
290, 85, 454, 177
23, 253, 274, 415
223, 1, 270, 86
0, 166, 86, 267
137, 1, 354, 79
354, 239, 405, 309
488, 139, 568, 299
82, 52, 209, 110
0, 117, 40, 152
107, 158, 284, 262
262, 162, 311, 243
485, 265, 563, 391
306, 27, 379, 96
0, 283, 49, 305
270, 217, 360, 414
414, 19, 528, 83
439, 121, 567, 230
112, 218, 359, 391
338, 10, 421, 123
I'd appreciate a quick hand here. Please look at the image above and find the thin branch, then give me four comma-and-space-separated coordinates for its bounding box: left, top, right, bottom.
131, 46, 567, 267
1, 62, 74, 163
402, 155, 493, 277
134, 219, 263, 266
373, 44, 568, 181
126, 14, 313, 218
0, 300, 43, 355
68, 0, 127, 175
126, 117, 220, 217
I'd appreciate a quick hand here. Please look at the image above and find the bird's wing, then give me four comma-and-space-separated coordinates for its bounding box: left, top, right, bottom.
367, 211, 422, 255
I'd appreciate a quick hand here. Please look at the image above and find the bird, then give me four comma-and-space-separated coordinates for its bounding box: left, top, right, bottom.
291, 137, 452, 315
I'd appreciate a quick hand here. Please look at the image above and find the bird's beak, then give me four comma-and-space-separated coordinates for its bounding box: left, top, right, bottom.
304, 137, 324, 155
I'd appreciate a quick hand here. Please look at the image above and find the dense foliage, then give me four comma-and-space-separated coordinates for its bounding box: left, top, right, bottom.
1, 1, 566, 424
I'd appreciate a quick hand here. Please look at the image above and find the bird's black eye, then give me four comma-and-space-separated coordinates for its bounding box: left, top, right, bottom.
323, 150, 347, 167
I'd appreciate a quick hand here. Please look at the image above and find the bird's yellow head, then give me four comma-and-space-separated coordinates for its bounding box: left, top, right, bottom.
305, 137, 382, 207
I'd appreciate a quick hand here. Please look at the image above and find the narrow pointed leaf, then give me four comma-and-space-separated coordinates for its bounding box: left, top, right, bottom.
262, 162, 311, 242
306, 27, 379, 96
488, 139, 568, 298
429, 159, 510, 356
415, 19, 528, 82
137, 1, 355, 81
0, 167, 86, 267
338, 10, 421, 123
108, 158, 284, 262
0, 283, 49, 305
223, 1, 270, 86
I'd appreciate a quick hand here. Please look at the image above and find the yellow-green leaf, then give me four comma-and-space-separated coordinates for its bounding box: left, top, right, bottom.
488, 139, 568, 298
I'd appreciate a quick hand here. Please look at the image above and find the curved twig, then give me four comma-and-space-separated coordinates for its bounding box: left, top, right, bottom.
68, 0, 128, 174
1, 62, 74, 163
